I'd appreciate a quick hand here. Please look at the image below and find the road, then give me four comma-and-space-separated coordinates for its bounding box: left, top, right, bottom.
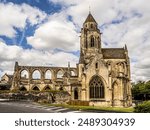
0, 100, 83, 113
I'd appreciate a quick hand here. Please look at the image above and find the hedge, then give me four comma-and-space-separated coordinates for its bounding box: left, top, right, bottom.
134, 101, 150, 113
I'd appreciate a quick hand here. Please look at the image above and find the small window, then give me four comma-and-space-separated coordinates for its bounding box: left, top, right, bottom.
91, 24, 93, 28
96, 63, 98, 69
91, 36, 95, 47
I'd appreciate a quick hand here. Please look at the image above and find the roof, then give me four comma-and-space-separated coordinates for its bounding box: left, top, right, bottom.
1, 73, 13, 79
84, 13, 97, 23
7, 74, 13, 78
102, 48, 126, 59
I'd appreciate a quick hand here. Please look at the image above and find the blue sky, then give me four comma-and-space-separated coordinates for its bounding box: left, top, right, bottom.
0, 0, 62, 48
0, 0, 150, 82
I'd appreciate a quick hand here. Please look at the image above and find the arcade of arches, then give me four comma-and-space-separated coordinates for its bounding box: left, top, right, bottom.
11, 12, 132, 107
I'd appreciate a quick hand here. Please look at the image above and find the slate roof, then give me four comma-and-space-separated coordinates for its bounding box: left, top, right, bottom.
102, 48, 126, 59
84, 13, 97, 23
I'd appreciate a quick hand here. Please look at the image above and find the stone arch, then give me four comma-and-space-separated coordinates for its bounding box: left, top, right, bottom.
20, 69, 29, 79
43, 85, 51, 91
32, 86, 40, 91
56, 70, 64, 78
112, 81, 120, 99
59, 86, 64, 91
45, 70, 52, 79
89, 75, 105, 99
74, 88, 78, 100
32, 70, 41, 79
112, 80, 120, 106
20, 86, 27, 91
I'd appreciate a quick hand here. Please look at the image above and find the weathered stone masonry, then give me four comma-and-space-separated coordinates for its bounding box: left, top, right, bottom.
11, 12, 132, 107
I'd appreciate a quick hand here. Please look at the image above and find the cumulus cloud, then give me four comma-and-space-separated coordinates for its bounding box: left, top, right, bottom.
27, 13, 79, 51
0, 41, 78, 78
0, 0, 150, 82
0, 2, 46, 38
50, 0, 78, 5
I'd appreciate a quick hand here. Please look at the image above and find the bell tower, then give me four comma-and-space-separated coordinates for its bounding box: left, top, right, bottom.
79, 12, 102, 63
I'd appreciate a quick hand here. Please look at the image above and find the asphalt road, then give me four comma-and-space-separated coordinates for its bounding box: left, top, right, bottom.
0, 100, 82, 113
0, 100, 119, 113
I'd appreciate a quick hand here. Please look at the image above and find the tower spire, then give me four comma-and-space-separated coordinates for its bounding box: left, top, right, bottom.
84, 12, 97, 24
89, 6, 91, 14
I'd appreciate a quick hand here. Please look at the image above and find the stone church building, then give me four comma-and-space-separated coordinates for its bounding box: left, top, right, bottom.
11, 13, 132, 107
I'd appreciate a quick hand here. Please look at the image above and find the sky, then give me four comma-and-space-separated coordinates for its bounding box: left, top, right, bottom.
0, 0, 150, 83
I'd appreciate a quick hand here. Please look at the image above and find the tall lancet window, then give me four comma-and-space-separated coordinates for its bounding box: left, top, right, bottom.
97, 36, 100, 48
85, 39, 88, 48
90, 36, 95, 47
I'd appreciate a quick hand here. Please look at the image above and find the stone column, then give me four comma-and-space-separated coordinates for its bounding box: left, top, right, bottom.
41, 70, 45, 83
28, 69, 32, 91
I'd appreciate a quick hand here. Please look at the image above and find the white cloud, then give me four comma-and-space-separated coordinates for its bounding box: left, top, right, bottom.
0, 2, 46, 38
0, 0, 150, 82
0, 41, 78, 78
27, 13, 79, 51
50, 0, 78, 5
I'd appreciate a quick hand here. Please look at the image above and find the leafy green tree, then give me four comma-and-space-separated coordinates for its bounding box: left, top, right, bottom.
134, 101, 150, 113
132, 81, 150, 100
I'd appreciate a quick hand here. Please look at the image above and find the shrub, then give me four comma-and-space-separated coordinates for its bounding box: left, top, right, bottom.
134, 101, 150, 113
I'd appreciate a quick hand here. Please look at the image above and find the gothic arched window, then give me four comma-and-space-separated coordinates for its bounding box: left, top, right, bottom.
57, 70, 63, 78
32, 70, 41, 79
20, 70, 29, 79
91, 24, 93, 28
90, 36, 95, 47
45, 70, 52, 79
89, 76, 105, 99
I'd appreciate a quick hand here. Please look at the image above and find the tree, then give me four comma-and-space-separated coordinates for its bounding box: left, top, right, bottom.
132, 81, 150, 100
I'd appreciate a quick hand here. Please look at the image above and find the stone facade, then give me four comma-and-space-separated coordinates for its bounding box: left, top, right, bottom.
0, 73, 13, 90
11, 13, 132, 107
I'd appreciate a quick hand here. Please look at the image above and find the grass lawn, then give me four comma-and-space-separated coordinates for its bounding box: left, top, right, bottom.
39, 103, 134, 113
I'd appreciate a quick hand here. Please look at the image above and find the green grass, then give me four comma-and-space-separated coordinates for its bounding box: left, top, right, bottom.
39, 103, 134, 113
